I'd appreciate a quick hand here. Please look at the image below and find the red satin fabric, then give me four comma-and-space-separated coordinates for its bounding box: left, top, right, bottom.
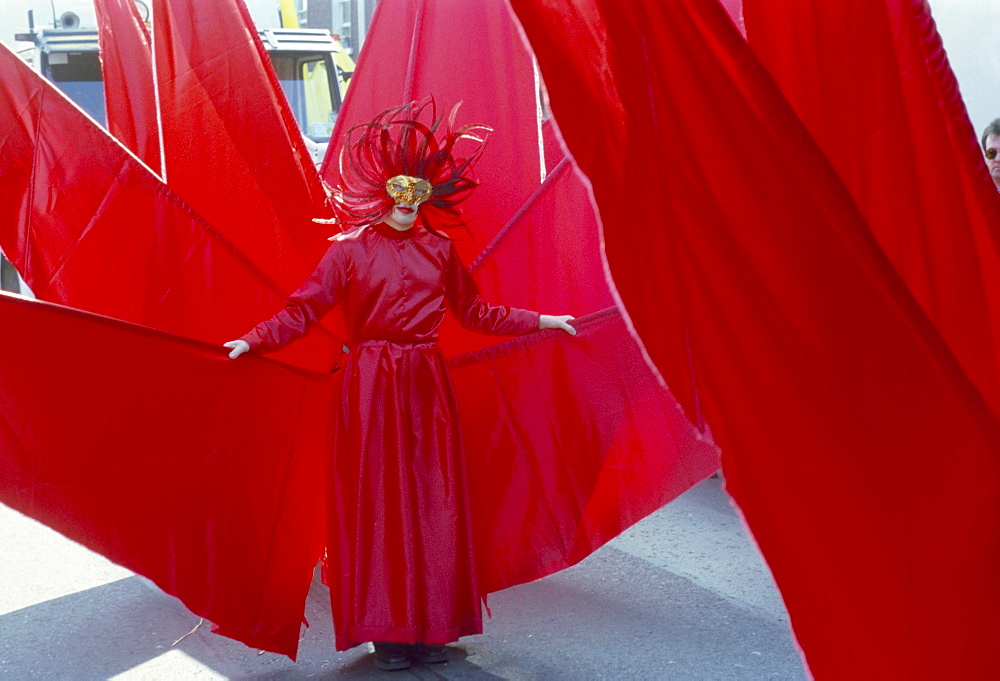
742, 0, 1000, 415
0, 292, 332, 658
452, 308, 720, 593
242, 222, 537, 648
151, 0, 332, 293
511, 0, 1000, 678
437, 156, 614, 357
94, 0, 160, 174
452, 154, 719, 591
0, 44, 268, 341
0, 42, 335, 371
151, 0, 349, 362
468, 158, 614, 317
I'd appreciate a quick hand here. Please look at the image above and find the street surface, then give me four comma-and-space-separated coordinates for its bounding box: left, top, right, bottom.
0, 477, 807, 680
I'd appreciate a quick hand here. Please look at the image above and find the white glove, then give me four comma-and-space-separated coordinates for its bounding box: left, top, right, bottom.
539, 314, 577, 335
223, 339, 250, 359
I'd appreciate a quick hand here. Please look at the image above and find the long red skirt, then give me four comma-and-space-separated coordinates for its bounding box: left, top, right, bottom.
326, 339, 482, 650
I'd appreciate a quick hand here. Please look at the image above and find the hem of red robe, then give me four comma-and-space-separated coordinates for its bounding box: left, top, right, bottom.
334, 620, 483, 651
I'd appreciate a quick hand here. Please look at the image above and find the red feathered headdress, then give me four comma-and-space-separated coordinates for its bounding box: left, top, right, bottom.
327, 99, 491, 238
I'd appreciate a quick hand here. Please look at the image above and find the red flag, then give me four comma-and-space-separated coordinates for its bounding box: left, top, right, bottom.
453, 309, 720, 593
511, 0, 1000, 677
452, 155, 719, 590
94, 0, 161, 174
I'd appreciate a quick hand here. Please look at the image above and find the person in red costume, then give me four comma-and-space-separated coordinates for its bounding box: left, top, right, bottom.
224, 101, 575, 671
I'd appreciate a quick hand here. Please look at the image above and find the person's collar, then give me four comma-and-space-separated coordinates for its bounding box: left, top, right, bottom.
373, 221, 419, 240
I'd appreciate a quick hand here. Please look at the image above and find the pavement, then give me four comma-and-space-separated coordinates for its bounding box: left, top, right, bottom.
0, 477, 807, 680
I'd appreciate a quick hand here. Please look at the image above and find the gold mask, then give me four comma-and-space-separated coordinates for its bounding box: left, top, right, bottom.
385, 175, 433, 205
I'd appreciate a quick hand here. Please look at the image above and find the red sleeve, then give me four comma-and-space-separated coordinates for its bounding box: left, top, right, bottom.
445, 242, 540, 335
242, 241, 347, 353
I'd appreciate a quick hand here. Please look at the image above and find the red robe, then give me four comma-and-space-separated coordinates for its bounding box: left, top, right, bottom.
242, 221, 539, 649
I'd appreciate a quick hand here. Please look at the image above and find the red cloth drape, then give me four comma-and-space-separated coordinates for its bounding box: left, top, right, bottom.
453, 308, 720, 594
151, 0, 332, 293
742, 0, 1000, 416
0, 42, 337, 371
94, 0, 161, 174
510, 0, 1000, 678
0, 44, 270, 341
0, 292, 333, 658
451, 151, 719, 591
469, 158, 615, 317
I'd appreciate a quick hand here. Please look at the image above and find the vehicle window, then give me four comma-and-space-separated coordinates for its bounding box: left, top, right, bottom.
270, 53, 340, 144
302, 58, 335, 142
45, 52, 106, 126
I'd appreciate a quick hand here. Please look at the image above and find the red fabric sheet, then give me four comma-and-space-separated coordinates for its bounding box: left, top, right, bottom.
0, 42, 336, 371
511, 0, 1000, 677
439, 157, 614, 357
453, 309, 720, 594
469, 158, 614, 317
151, 0, 332, 295
742, 0, 1000, 416
454, 147, 719, 591
94, 0, 161, 175
0, 292, 333, 658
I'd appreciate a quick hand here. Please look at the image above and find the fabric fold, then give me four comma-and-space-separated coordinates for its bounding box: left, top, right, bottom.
510, 0, 1000, 677
0, 41, 338, 371
0, 292, 333, 658
95, 0, 161, 175
742, 0, 1000, 415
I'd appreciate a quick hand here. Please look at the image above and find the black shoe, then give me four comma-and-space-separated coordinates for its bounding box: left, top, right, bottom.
413, 643, 449, 664
373, 642, 413, 671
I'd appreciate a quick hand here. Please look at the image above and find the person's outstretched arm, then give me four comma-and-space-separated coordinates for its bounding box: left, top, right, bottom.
224, 240, 347, 359
444, 243, 575, 336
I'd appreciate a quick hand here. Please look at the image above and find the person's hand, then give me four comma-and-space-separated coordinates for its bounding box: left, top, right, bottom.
224, 339, 250, 359
539, 314, 576, 335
